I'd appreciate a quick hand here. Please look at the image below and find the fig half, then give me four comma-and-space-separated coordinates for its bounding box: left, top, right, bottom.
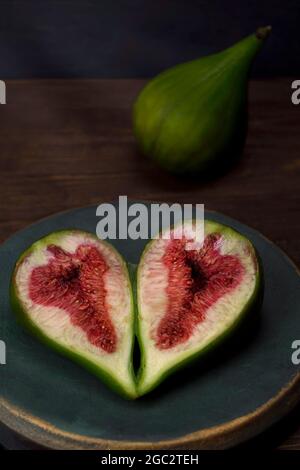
11, 230, 136, 398
136, 220, 262, 396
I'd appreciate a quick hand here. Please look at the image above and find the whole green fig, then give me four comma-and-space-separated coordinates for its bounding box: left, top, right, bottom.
133, 27, 271, 175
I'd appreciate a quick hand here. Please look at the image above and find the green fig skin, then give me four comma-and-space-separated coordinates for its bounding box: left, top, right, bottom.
133, 27, 271, 175
10, 230, 138, 400
136, 221, 264, 397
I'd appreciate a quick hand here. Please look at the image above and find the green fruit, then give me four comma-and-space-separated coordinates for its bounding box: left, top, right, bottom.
10, 224, 263, 399
136, 220, 262, 396
133, 27, 271, 174
10, 230, 137, 399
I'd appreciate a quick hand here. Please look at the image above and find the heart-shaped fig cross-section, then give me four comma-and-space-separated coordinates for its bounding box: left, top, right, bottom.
11, 230, 136, 398
136, 220, 262, 396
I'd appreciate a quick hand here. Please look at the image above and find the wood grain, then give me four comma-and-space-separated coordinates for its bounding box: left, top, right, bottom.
0, 78, 299, 449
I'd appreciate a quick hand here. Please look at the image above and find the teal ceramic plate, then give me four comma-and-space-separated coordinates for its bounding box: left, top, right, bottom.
0, 204, 299, 449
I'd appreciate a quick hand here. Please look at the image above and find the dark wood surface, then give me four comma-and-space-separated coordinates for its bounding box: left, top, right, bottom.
0, 78, 299, 449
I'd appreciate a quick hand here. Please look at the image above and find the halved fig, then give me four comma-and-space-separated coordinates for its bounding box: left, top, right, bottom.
136, 220, 262, 396
11, 230, 136, 398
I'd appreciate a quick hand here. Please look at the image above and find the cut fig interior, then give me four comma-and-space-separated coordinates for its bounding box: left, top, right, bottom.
29, 243, 117, 353
137, 221, 261, 395
12, 231, 136, 398
156, 233, 245, 350
11, 222, 262, 398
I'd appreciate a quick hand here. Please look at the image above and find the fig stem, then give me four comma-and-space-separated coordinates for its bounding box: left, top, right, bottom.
256, 25, 272, 40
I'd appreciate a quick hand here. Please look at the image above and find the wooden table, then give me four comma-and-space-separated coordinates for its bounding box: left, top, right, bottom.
0, 78, 299, 449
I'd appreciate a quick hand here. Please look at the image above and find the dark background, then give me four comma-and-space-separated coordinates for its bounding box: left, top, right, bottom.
0, 0, 299, 78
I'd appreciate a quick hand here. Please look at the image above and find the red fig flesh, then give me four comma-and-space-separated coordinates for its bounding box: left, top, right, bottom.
11, 230, 136, 398
137, 220, 262, 395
